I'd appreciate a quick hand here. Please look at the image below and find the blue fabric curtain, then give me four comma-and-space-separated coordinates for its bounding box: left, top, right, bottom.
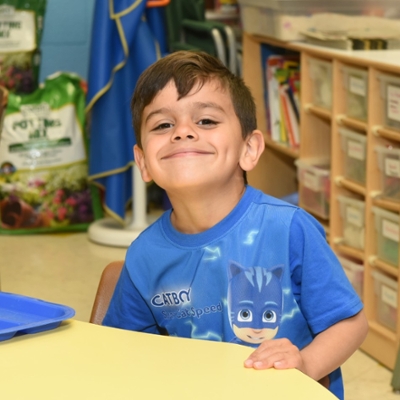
86, 0, 166, 223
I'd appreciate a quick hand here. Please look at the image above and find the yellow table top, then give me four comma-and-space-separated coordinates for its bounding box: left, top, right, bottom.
0, 320, 337, 399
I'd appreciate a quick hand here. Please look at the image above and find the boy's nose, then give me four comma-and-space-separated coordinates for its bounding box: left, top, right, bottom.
172, 133, 196, 141
171, 124, 198, 142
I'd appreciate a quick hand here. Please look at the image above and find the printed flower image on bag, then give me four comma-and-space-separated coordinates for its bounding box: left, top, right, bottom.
0, 0, 47, 94
0, 72, 99, 234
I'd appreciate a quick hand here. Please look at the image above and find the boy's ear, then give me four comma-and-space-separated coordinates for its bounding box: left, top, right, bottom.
133, 144, 153, 182
239, 129, 265, 172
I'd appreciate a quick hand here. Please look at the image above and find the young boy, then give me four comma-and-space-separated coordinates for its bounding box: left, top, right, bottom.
103, 51, 368, 399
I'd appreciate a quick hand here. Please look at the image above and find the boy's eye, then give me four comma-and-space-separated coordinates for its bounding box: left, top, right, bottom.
198, 118, 217, 126
153, 122, 173, 131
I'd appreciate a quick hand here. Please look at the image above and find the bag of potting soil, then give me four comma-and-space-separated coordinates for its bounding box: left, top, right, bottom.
0, 72, 101, 234
0, 0, 47, 94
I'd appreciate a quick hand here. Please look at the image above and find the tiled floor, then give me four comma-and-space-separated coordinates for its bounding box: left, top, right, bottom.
1, 231, 399, 399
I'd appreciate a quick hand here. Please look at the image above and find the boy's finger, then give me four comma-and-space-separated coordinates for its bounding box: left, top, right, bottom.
245, 349, 286, 369
244, 357, 276, 369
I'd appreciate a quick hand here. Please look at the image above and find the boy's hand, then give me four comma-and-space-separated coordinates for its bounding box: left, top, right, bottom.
243, 311, 368, 384
244, 338, 305, 373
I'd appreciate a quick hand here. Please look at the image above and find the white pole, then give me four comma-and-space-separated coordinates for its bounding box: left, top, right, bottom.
126, 163, 148, 230
87, 164, 149, 247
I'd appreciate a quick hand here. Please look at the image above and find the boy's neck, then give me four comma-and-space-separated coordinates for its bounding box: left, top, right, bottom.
168, 184, 247, 234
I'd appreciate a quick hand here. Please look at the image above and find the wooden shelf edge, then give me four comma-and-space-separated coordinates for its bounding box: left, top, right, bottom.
304, 103, 332, 121
247, 33, 300, 52
373, 197, 400, 213
374, 125, 400, 143
369, 256, 399, 277
334, 243, 365, 261
334, 176, 366, 196
336, 115, 368, 132
264, 136, 299, 159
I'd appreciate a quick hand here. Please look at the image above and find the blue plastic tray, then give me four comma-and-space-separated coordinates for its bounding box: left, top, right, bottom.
0, 292, 75, 341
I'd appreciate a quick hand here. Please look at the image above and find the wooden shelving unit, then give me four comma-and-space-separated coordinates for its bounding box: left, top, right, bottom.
244, 32, 400, 370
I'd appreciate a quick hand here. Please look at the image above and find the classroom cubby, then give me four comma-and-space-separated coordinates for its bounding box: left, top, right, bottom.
244, 32, 400, 369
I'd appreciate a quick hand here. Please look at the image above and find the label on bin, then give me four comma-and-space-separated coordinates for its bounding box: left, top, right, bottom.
382, 219, 399, 242
304, 171, 320, 191
387, 85, 400, 122
384, 158, 400, 177
381, 285, 397, 309
349, 75, 366, 97
346, 206, 363, 227
348, 140, 365, 161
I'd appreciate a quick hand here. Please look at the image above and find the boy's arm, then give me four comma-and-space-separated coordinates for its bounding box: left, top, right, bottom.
300, 309, 368, 381
244, 309, 368, 382
103, 264, 159, 333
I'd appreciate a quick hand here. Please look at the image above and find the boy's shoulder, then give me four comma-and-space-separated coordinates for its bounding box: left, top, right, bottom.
248, 186, 299, 210
249, 186, 325, 235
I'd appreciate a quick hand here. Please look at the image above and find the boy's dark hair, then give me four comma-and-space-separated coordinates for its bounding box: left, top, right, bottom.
131, 51, 257, 149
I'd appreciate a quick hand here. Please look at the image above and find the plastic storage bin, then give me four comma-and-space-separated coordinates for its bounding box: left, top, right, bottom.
339, 128, 367, 185
372, 207, 399, 267
338, 255, 364, 298
295, 158, 330, 219
372, 269, 398, 332
342, 65, 368, 121
375, 146, 400, 201
338, 196, 365, 250
378, 73, 400, 131
237, 0, 311, 41
308, 57, 332, 110
237, 0, 400, 41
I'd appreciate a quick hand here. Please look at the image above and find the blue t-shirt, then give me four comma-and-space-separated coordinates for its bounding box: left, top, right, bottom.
104, 186, 363, 399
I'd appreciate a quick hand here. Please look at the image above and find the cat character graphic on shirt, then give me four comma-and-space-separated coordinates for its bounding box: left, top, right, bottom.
227, 262, 284, 346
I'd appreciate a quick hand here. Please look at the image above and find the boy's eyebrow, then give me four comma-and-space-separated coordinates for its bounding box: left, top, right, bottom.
144, 108, 170, 124
194, 101, 225, 112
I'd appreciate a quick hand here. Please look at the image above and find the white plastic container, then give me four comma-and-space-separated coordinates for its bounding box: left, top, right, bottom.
338, 255, 364, 299
237, 0, 400, 41
372, 269, 398, 332
378, 73, 400, 131
308, 57, 333, 110
339, 128, 367, 185
375, 146, 400, 201
338, 196, 365, 250
238, 1, 311, 41
372, 207, 399, 267
342, 65, 369, 121
295, 158, 330, 219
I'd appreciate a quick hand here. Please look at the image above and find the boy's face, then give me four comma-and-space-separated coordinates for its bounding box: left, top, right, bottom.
134, 79, 258, 194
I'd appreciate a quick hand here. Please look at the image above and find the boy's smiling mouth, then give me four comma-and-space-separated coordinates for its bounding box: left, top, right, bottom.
162, 148, 213, 159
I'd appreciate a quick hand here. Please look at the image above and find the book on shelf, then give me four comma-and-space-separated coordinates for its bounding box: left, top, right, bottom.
261, 48, 300, 149
261, 45, 281, 145
286, 78, 300, 123
266, 55, 284, 143
280, 84, 300, 147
